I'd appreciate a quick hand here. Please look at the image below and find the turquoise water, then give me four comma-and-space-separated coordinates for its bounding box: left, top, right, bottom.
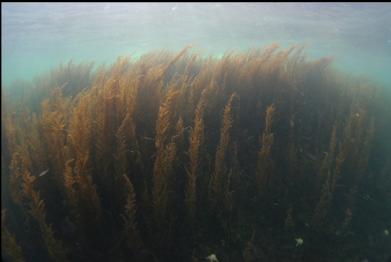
2, 3, 391, 88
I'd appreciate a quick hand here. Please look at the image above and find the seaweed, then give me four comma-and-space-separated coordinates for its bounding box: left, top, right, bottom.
2, 210, 25, 262
256, 104, 275, 193
2, 44, 390, 261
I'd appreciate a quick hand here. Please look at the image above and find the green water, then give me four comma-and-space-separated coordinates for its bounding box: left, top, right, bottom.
2, 3, 391, 88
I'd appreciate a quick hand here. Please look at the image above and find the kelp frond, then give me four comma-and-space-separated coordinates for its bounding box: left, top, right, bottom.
2, 209, 25, 262
121, 174, 140, 248
209, 93, 239, 211
185, 94, 206, 222
256, 104, 275, 193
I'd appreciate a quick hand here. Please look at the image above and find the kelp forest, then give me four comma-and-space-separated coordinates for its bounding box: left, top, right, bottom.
2, 44, 391, 261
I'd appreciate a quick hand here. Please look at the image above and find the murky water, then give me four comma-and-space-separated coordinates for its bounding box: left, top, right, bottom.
2, 3, 391, 262
2, 3, 391, 87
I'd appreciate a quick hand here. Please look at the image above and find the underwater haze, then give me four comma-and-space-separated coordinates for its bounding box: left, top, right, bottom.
2, 3, 391, 262
2, 2, 391, 87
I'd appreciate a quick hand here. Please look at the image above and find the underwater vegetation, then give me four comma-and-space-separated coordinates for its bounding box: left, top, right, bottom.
1, 44, 391, 262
